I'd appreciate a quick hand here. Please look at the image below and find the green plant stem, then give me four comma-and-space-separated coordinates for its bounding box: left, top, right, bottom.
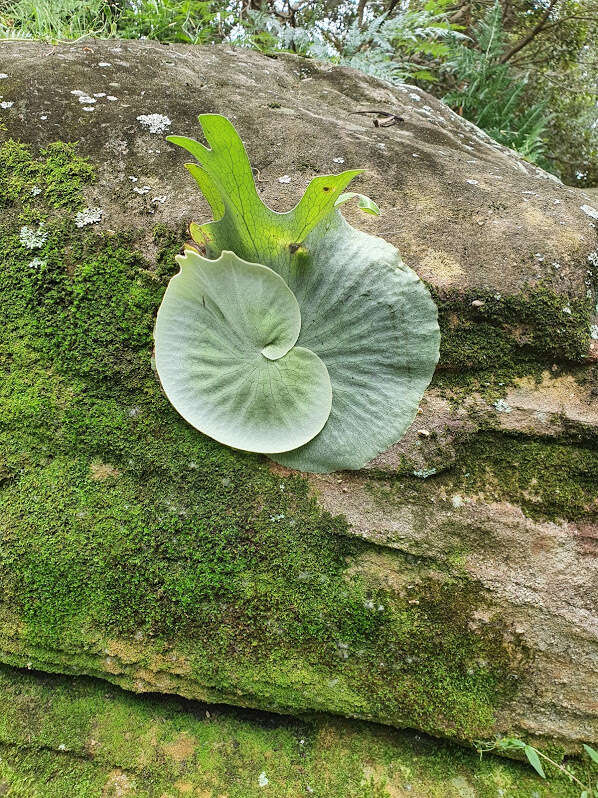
532, 750, 587, 789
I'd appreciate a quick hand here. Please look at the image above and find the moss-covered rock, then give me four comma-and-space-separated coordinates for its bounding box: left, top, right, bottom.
0, 40, 596, 756
2, 664, 595, 798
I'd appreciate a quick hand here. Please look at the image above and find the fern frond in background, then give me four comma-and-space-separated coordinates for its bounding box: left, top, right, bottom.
233, 0, 464, 86
442, 3, 550, 165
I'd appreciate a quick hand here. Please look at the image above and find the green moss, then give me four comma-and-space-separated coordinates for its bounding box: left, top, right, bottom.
368, 431, 597, 523
152, 220, 187, 279
0, 139, 94, 212
0, 449, 515, 738
454, 432, 597, 521
0, 139, 531, 742
430, 285, 593, 394
0, 664, 590, 798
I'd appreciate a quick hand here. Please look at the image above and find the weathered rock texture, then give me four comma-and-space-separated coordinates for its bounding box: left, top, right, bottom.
0, 40, 596, 754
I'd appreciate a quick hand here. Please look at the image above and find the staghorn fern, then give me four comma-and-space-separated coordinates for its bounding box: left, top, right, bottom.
154, 115, 440, 473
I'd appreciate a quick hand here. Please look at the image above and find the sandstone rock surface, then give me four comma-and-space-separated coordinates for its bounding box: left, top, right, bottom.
0, 40, 596, 754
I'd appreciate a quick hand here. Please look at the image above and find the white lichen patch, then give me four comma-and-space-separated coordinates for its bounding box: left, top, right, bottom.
0, 74, 8, 79
0, 101, 14, 109
137, 113, 171, 134
19, 224, 47, 249
494, 398, 512, 413
97, 62, 112, 67
562, 306, 572, 315
71, 90, 96, 104
409, 92, 421, 101
258, 773, 269, 788
151, 195, 167, 204
75, 207, 103, 227
278, 175, 291, 184
133, 185, 150, 195
82, 106, 95, 112
332, 157, 345, 164
413, 468, 437, 479
581, 204, 598, 219
591, 324, 598, 340
466, 179, 479, 185
106, 95, 118, 101
28, 257, 46, 269
30, 186, 41, 196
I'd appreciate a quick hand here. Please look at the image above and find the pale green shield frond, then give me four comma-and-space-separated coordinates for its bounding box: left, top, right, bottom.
166, 114, 440, 472
154, 249, 332, 454
273, 215, 440, 472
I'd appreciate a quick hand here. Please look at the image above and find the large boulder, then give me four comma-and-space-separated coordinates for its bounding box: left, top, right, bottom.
0, 40, 596, 753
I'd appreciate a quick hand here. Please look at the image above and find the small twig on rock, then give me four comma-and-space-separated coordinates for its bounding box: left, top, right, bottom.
351, 110, 405, 127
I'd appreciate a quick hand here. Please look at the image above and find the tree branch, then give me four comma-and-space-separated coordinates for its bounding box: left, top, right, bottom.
537, 14, 598, 31
357, 0, 368, 29
499, 0, 560, 63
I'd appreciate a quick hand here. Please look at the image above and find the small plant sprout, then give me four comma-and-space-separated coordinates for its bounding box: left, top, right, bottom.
155, 115, 440, 473
476, 737, 598, 796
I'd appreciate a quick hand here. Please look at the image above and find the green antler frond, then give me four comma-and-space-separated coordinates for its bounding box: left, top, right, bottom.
167, 114, 362, 267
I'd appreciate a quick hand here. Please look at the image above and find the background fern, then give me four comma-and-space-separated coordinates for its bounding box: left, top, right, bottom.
442, 3, 549, 165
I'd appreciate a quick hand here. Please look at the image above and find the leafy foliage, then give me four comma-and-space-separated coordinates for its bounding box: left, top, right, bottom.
0, 0, 223, 43
0, 0, 108, 39
114, 0, 218, 43
339, 4, 464, 83
442, 3, 549, 165
156, 115, 440, 472
477, 737, 598, 796
234, 0, 464, 84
